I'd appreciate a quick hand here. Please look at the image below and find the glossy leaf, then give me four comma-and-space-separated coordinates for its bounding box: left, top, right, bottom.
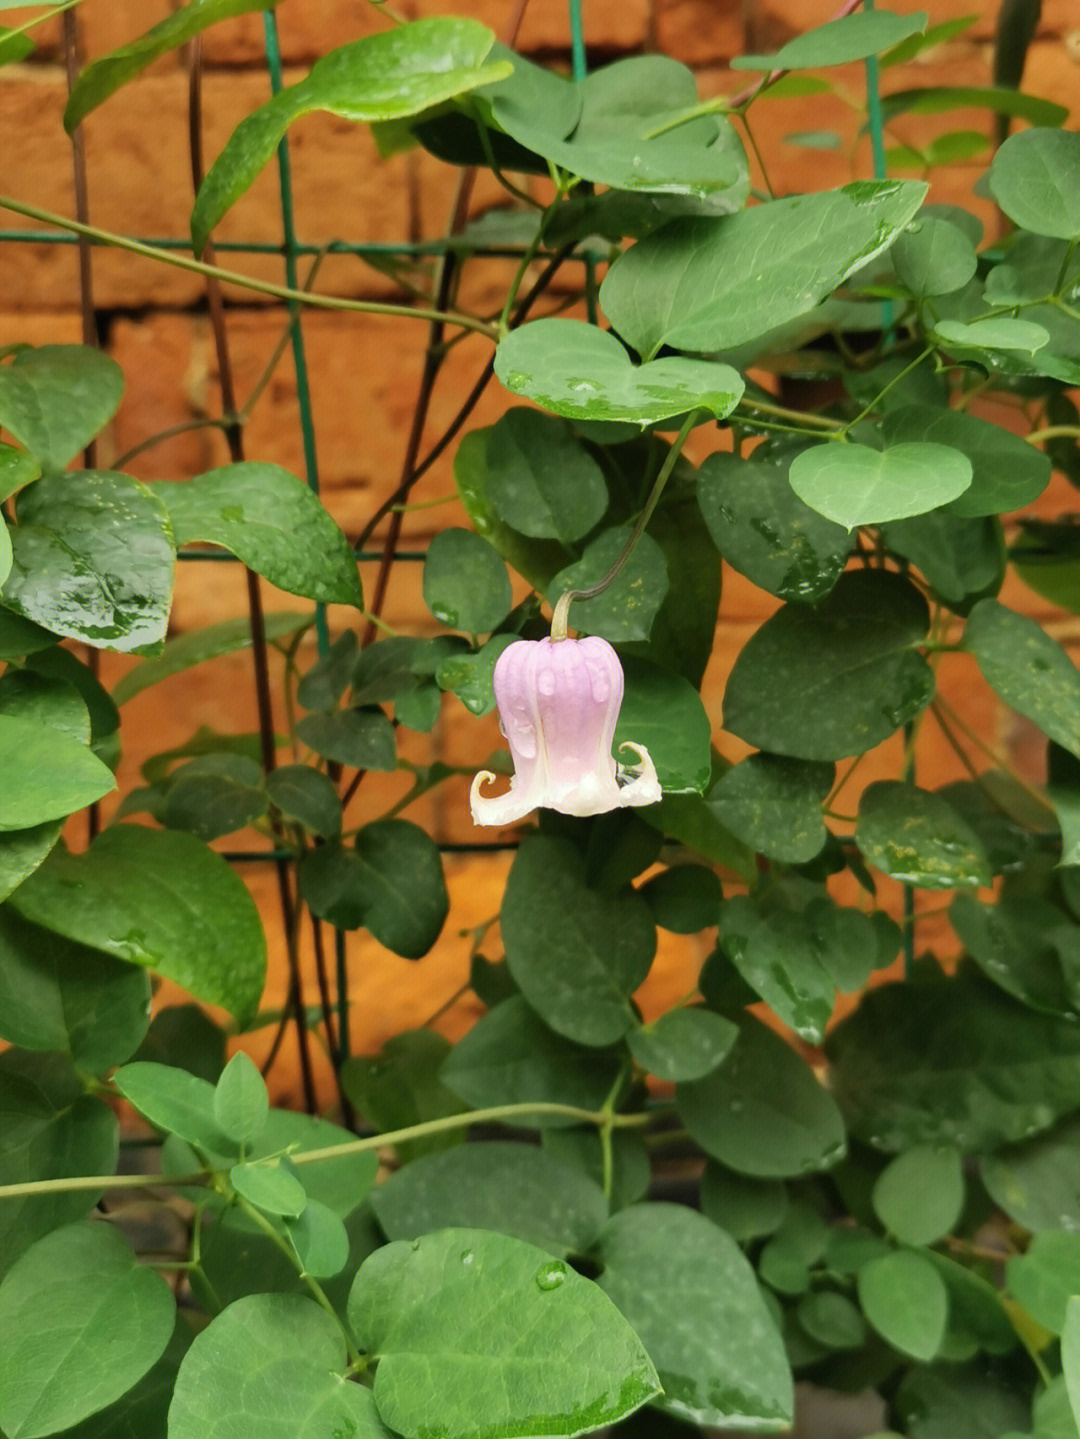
712, 753, 832, 863
483, 409, 608, 544
501, 835, 657, 1045
697, 448, 851, 605
0, 347, 123, 475
951, 893, 1079, 1015
628, 1007, 737, 1082
65, 0, 284, 130
596, 1204, 793, 1429
892, 215, 978, 297
788, 441, 971, 529
990, 128, 1080, 241
151, 463, 362, 607
423, 526, 512, 633
0, 1055, 118, 1276
371, 1141, 607, 1256
0, 908, 149, 1071
678, 1015, 846, 1177
111, 610, 309, 705
0, 820, 64, 904
10, 824, 267, 1022
496, 319, 743, 425
3, 470, 174, 653
441, 995, 622, 1124
192, 19, 512, 252
0, 1221, 175, 1439
733, 10, 926, 70
600, 180, 927, 359
882, 405, 1050, 517
965, 599, 1080, 759
722, 571, 933, 760
856, 781, 991, 889
549, 526, 668, 643
615, 656, 712, 793
872, 1144, 964, 1245
169, 1293, 389, 1439
719, 894, 835, 1043
0, 713, 115, 829
349, 1228, 660, 1439
858, 1250, 948, 1361
827, 966, 1080, 1152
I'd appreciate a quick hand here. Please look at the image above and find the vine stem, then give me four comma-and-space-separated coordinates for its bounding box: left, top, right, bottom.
1027, 424, 1080, 445
0, 196, 498, 339
0, 1102, 651, 1201
551, 409, 701, 641
932, 695, 1052, 812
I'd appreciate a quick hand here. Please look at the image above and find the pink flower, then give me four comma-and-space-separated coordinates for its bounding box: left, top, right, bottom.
470, 635, 662, 826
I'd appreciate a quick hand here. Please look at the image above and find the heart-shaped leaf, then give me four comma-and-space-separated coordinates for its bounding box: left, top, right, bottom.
788, 441, 972, 529
495, 320, 743, 426
0, 348, 123, 476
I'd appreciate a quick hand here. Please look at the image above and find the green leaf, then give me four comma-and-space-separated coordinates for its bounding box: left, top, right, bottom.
0, 1055, 117, 1277
981, 1114, 1080, 1234
483, 408, 608, 544
0, 666, 89, 745
3, 471, 174, 654
150, 463, 362, 607
26, 644, 120, 755
788, 441, 972, 529
350, 1228, 660, 1439
58, 1323, 191, 1439
628, 1007, 737, 1081
638, 863, 723, 932
733, 10, 927, 70
253, 1108, 377, 1216
596, 1204, 793, 1429
0, 821, 64, 904
0, 908, 149, 1071
214, 1051, 268, 1146
0, 714, 115, 829
1007, 1232, 1080, 1334
135, 1003, 226, 1083
697, 448, 851, 605
284, 1199, 351, 1280
722, 570, 933, 760
798, 1291, 868, 1351
299, 821, 448, 958
935, 315, 1051, 354
111, 610, 309, 705
951, 893, 1079, 1015
678, 1015, 845, 1177
700, 1163, 788, 1240
113, 1060, 235, 1154
147, 752, 268, 841
1065, 1298, 1080, 1435
265, 764, 341, 839
892, 215, 978, 297
858, 1249, 948, 1361
827, 965, 1080, 1152
341, 1029, 467, 1162
549, 526, 668, 643
423, 527, 512, 633
65, 0, 284, 130
882, 405, 1050, 517
872, 1144, 964, 1245
0, 347, 123, 475
0, 445, 40, 505
880, 84, 1068, 128
440, 994, 622, 1123
10, 825, 266, 1022
600, 180, 928, 359
615, 656, 712, 793
719, 894, 836, 1043
856, 781, 991, 889
965, 599, 1080, 759
496, 320, 744, 425
371, 1141, 607, 1256
0, 1221, 175, 1439
231, 1158, 307, 1217
435, 632, 514, 716
0, 608, 56, 661
191, 18, 512, 252
895, 1359, 1030, 1439
169, 1293, 390, 1439
500, 835, 656, 1045
712, 753, 832, 863
883, 512, 1005, 611
990, 128, 1080, 241
295, 707, 396, 770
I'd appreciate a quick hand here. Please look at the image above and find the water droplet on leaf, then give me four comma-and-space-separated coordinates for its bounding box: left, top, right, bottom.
534, 1260, 567, 1291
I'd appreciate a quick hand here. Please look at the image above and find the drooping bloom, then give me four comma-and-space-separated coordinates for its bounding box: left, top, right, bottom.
470, 635, 662, 826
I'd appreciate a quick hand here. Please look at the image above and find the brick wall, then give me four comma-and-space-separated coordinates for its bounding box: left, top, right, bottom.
2, 0, 1078, 1098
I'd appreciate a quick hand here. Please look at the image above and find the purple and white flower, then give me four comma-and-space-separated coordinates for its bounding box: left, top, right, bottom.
470, 635, 661, 826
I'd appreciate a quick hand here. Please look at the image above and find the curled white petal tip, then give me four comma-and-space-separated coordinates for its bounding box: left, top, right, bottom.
469, 770, 538, 828
615, 741, 663, 808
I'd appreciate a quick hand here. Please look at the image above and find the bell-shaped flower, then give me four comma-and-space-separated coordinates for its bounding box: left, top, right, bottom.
470, 634, 662, 826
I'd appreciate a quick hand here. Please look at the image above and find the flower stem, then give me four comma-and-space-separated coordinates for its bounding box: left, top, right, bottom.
551, 409, 702, 640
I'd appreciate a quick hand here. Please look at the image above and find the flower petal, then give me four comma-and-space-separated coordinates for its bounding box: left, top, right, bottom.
615, 742, 662, 809
470, 770, 543, 827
